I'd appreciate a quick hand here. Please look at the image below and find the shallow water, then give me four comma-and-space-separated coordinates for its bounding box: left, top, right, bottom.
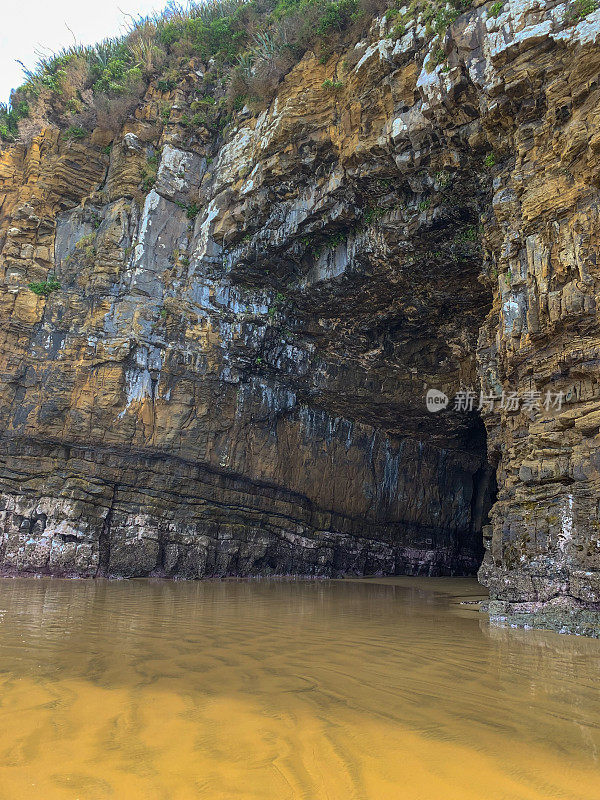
0, 577, 598, 800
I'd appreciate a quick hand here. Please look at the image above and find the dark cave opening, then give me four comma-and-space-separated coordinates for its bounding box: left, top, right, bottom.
467, 414, 498, 574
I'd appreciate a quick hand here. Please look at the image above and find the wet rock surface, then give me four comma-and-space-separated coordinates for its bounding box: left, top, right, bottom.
1, 0, 600, 627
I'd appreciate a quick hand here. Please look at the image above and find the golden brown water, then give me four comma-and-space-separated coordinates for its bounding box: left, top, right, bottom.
0, 577, 599, 800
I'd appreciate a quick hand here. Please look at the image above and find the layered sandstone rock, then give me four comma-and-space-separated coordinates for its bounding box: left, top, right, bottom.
0, 0, 599, 628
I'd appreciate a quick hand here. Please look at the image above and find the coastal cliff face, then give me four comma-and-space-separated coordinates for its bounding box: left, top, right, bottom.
0, 0, 599, 617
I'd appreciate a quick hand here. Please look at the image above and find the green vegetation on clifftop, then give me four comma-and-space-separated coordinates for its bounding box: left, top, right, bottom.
1, 0, 389, 143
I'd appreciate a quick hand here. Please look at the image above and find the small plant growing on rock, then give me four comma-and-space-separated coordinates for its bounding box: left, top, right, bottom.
192, 112, 208, 127
75, 233, 97, 263
322, 79, 344, 91
363, 206, 385, 224
268, 291, 287, 318
157, 71, 178, 92
435, 170, 452, 188
425, 44, 447, 73
76, 232, 95, 248
433, 7, 460, 35
310, 230, 348, 259
61, 126, 88, 140
488, 2, 504, 17
484, 152, 496, 168
175, 200, 200, 220
66, 97, 83, 114
331, 232, 346, 247
418, 199, 431, 211
28, 277, 61, 296
567, 0, 598, 20
141, 153, 158, 191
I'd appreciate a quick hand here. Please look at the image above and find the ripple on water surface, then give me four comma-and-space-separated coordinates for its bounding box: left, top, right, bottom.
0, 577, 599, 800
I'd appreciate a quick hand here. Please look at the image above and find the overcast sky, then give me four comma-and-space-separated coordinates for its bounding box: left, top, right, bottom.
1, 0, 165, 105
